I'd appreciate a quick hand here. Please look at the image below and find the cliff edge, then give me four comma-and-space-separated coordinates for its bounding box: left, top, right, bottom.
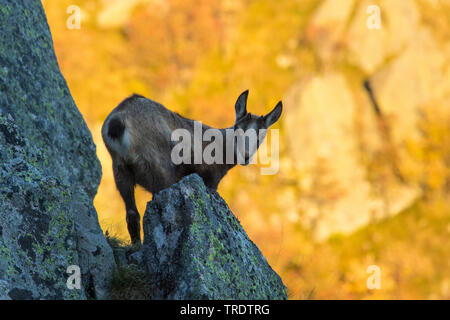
139, 174, 287, 299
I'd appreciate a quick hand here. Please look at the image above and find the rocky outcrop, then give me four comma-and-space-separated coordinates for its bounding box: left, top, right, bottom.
140, 174, 287, 300
282, 0, 450, 240
0, 0, 115, 299
284, 73, 419, 240
346, 0, 421, 73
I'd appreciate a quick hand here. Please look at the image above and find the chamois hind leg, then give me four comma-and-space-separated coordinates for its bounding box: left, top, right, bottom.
113, 161, 141, 245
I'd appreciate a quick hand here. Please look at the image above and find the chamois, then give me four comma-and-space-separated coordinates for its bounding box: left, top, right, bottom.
101, 90, 282, 244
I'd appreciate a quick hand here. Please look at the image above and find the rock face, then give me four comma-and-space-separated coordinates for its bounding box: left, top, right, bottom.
282, 0, 450, 240
284, 73, 419, 240
347, 0, 421, 73
141, 174, 287, 300
0, 0, 115, 299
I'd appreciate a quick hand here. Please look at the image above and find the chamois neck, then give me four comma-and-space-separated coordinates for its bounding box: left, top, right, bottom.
219, 126, 238, 171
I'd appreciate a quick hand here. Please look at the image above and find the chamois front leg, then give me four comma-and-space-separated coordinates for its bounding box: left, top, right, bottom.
113, 161, 141, 245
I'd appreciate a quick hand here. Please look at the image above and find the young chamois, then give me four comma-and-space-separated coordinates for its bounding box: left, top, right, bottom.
101, 90, 282, 244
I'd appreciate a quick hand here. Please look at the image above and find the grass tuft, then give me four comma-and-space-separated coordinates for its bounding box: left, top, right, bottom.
109, 265, 153, 300
104, 230, 154, 300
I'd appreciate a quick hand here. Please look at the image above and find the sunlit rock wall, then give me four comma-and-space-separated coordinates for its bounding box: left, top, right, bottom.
284, 0, 449, 239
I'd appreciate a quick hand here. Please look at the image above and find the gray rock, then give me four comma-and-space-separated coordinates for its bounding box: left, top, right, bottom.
0, 0, 115, 299
141, 174, 287, 300
128, 251, 144, 266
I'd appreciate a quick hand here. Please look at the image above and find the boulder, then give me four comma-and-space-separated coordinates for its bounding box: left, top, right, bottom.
370, 29, 448, 144
0, 0, 115, 299
347, 0, 421, 73
306, 0, 355, 64
140, 174, 287, 300
283, 73, 418, 240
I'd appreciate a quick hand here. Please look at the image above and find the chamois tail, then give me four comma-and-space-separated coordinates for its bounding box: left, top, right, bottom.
108, 117, 125, 139
102, 115, 131, 157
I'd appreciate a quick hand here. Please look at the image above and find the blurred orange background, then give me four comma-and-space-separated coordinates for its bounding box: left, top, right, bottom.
42, 0, 450, 299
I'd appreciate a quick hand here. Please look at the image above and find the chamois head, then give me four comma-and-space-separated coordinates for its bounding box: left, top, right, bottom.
233, 90, 282, 165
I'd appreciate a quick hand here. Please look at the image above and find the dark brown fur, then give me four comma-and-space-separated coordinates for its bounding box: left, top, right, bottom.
101, 91, 282, 244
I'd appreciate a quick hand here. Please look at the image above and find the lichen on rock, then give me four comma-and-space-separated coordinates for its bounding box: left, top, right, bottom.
141, 174, 287, 300
0, 0, 115, 299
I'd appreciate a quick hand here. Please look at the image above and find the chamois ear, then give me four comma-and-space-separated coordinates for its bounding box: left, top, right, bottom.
263, 101, 282, 127
235, 90, 249, 122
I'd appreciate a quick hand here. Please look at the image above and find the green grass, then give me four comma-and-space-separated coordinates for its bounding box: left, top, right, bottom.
104, 231, 154, 300
108, 265, 153, 300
